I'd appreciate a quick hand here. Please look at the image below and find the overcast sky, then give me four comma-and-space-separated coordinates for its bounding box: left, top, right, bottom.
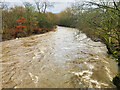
1, 0, 78, 13
1, 0, 118, 2
2, 0, 117, 13
2, 0, 76, 2
47, 2, 73, 13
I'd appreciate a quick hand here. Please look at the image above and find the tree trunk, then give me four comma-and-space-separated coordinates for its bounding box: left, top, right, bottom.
43, 2, 47, 13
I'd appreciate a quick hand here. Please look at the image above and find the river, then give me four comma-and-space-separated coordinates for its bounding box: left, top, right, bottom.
0, 26, 118, 88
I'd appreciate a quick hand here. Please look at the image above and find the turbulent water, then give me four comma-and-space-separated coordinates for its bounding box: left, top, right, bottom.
0, 26, 118, 88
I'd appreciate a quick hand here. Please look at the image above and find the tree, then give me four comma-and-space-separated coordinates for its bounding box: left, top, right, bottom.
58, 8, 77, 27
34, 0, 44, 13
0, 1, 9, 10
88, 0, 120, 59
2, 2, 56, 40
34, 0, 54, 13
24, 2, 36, 35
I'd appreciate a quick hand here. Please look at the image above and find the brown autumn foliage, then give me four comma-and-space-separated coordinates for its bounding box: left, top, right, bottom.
2, 5, 57, 41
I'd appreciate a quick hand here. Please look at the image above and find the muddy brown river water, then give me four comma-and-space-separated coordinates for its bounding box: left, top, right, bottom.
0, 26, 118, 88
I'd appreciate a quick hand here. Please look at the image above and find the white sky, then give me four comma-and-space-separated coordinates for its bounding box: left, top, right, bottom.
1, 0, 94, 3
1, 0, 76, 13
1, 0, 119, 2
1, 0, 75, 2
47, 2, 72, 13
1, 0, 119, 13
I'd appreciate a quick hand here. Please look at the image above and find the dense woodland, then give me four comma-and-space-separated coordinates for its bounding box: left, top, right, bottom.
2, 2, 57, 41
1, 0, 120, 88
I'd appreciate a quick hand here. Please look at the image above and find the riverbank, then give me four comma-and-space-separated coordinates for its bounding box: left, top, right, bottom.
2, 26, 57, 42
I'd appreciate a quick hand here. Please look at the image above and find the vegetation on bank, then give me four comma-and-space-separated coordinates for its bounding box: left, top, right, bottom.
58, 1, 120, 64
2, 3, 57, 41
57, 0, 120, 88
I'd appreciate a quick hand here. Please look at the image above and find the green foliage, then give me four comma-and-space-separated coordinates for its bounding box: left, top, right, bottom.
37, 13, 50, 28
46, 12, 58, 26
58, 8, 76, 27
2, 4, 57, 41
113, 74, 120, 89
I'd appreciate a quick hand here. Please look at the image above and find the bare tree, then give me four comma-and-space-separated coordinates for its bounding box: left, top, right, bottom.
34, 0, 44, 13
0, 1, 8, 10
34, 0, 54, 13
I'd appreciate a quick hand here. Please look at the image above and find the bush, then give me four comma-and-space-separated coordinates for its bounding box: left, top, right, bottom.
113, 74, 120, 89
2, 5, 57, 41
